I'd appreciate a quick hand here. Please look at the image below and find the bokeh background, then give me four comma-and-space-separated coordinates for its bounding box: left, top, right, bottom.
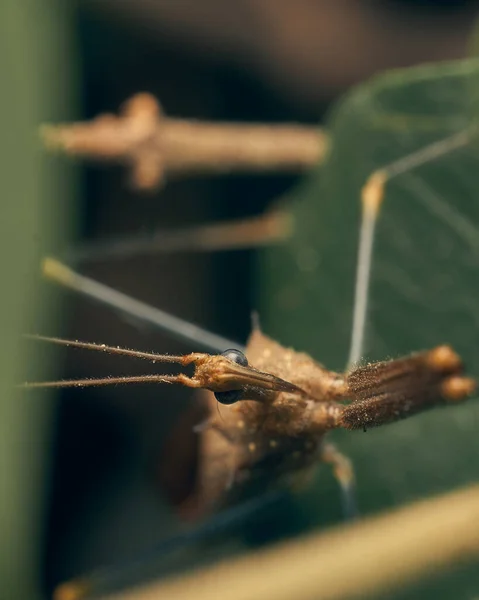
3, 1, 479, 598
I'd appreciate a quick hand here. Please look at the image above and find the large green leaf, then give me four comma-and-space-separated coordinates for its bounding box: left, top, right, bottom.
258, 58, 479, 594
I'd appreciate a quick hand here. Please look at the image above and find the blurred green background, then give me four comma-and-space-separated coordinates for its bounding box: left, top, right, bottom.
3, 1, 479, 599
0, 1, 76, 598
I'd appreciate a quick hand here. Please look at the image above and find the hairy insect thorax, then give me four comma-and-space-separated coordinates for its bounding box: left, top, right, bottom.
193, 329, 346, 515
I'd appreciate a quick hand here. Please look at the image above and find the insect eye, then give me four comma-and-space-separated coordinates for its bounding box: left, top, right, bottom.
214, 349, 249, 405
214, 389, 243, 405
221, 348, 248, 367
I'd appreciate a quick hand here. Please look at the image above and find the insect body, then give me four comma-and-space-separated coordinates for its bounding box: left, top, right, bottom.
189, 328, 475, 517
26, 75, 479, 597
27, 303, 475, 522
26, 310, 477, 600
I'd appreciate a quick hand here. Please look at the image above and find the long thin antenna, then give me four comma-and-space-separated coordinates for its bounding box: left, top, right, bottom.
42, 258, 244, 354
23, 334, 302, 396
25, 334, 185, 363
22, 374, 189, 389
347, 128, 472, 368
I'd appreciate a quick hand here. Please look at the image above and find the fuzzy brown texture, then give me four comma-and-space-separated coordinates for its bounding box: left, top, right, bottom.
46, 328, 476, 599
182, 330, 475, 516
26, 329, 476, 520
341, 346, 475, 430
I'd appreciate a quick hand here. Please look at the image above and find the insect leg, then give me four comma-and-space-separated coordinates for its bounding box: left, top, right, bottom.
41, 257, 242, 353
307, 403, 358, 519
347, 171, 385, 368
320, 443, 358, 520
347, 129, 471, 368
69, 210, 292, 264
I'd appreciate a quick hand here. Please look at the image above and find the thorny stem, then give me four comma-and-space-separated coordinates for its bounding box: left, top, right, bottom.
41, 93, 328, 190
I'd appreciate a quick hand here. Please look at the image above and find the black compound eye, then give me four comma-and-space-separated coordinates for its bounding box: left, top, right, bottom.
214, 349, 248, 405
221, 348, 248, 367
214, 389, 243, 405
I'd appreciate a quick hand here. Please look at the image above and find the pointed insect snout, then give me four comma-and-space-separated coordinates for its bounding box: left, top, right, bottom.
193, 354, 250, 392
193, 354, 306, 397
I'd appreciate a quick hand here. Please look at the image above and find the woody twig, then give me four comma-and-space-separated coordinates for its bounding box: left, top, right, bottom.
40, 93, 328, 190
92, 483, 479, 600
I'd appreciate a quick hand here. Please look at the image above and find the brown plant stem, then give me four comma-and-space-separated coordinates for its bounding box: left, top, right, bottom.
95, 483, 479, 600
41, 93, 328, 190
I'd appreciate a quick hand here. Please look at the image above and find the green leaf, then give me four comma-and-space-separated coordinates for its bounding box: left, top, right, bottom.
259, 58, 479, 536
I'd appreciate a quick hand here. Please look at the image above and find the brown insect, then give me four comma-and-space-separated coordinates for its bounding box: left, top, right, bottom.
26, 301, 475, 518
26, 164, 477, 512
24, 137, 477, 598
